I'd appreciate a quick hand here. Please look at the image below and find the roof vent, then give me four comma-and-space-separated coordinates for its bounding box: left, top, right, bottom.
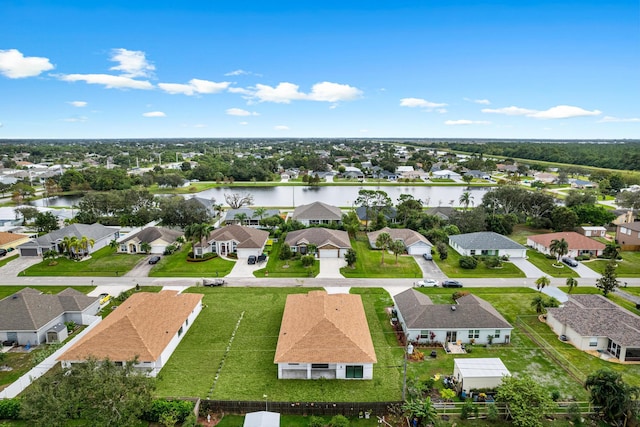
451, 306, 456, 311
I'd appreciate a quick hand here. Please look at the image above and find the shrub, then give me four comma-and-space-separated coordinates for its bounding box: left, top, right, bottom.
329, 415, 349, 427
436, 242, 448, 260
486, 403, 499, 421
484, 256, 502, 268
452, 290, 470, 300
301, 255, 315, 267
308, 415, 325, 427
566, 402, 582, 426
145, 399, 194, 423
550, 390, 561, 401
0, 399, 21, 420
460, 399, 474, 420
459, 256, 478, 269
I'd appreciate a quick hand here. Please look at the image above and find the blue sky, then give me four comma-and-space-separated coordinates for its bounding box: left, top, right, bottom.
0, 1, 638, 139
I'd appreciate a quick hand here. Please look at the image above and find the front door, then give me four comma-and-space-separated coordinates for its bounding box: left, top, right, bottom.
7, 332, 17, 343
446, 331, 457, 343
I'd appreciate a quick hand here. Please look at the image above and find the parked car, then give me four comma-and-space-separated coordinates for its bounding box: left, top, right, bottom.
203, 278, 226, 287
257, 253, 267, 263
98, 293, 111, 305
415, 279, 439, 287
562, 257, 578, 267
248, 255, 257, 265
422, 252, 433, 261
148, 255, 161, 264
0, 248, 7, 257
442, 280, 463, 288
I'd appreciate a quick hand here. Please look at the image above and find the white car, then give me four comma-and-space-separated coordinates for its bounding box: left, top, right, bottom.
414, 279, 439, 287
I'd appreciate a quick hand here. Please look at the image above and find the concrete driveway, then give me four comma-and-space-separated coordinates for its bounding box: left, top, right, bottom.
124, 255, 158, 277
317, 258, 346, 278
0, 255, 42, 276
572, 262, 601, 279
414, 255, 447, 280
510, 257, 547, 278
226, 257, 263, 278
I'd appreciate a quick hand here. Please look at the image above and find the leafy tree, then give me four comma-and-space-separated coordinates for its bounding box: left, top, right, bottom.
550, 206, 579, 231
531, 295, 546, 315
535, 275, 550, 292
301, 255, 315, 267
15, 206, 40, 223
565, 190, 597, 208
390, 240, 405, 264
603, 242, 621, 260
224, 192, 254, 209
566, 277, 578, 293
341, 210, 361, 237
616, 190, 640, 210
140, 242, 152, 254
34, 211, 60, 233
495, 375, 554, 427
375, 232, 392, 264
462, 174, 474, 186
253, 207, 267, 223
344, 248, 357, 268
396, 194, 423, 225
549, 238, 569, 263
279, 244, 293, 264
402, 398, 437, 427
585, 369, 640, 426
20, 358, 155, 427
450, 207, 487, 234
436, 242, 448, 260
459, 256, 478, 269
184, 223, 211, 257
596, 260, 620, 296
159, 196, 211, 228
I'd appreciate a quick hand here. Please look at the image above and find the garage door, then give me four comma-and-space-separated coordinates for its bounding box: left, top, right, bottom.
408, 247, 430, 256
20, 248, 39, 257
319, 249, 339, 258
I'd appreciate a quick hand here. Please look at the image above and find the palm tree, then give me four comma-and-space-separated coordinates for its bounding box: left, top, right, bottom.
566, 277, 578, 294
254, 207, 267, 225
109, 239, 118, 250
390, 240, 405, 264
375, 232, 392, 265
531, 295, 546, 314
60, 235, 76, 257
77, 236, 95, 259
184, 223, 211, 258
603, 242, 621, 260
535, 275, 550, 292
459, 192, 474, 210
549, 238, 569, 263
234, 212, 248, 226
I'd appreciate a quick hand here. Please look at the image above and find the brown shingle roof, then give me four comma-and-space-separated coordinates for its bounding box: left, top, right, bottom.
58, 291, 203, 363
284, 228, 351, 249
528, 231, 605, 251
0, 232, 29, 246
274, 291, 377, 364
197, 225, 268, 249
367, 227, 432, 248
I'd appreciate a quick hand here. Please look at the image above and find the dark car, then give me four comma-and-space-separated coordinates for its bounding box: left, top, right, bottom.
148, 255, 161, 264
562, 257, 578, 267
422, 252, 433, 261
442, 280, 463, 288
0, 248, 7, 257
248, 255, 257, 265
257, 253, 267, 263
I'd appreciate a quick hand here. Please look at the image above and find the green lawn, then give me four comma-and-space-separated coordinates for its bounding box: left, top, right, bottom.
148, 244, 235, 278
581, 252, 640, 277
253, 241, 319, 278
524, 250, 579, 278
156, 287, 402, 401
340, 237, 422, 278
0, 253, 19, 268
433, 245, 525, 278
21, 246, 145, 277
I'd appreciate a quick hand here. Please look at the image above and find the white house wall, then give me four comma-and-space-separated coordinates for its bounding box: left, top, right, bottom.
238, 248, 262, 259
405, 328, 512, 345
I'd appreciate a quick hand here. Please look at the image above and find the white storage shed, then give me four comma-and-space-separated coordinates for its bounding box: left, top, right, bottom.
453, 358, 510, 393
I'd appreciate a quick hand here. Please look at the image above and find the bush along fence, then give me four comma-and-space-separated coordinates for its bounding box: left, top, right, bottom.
198, 400, 400, 417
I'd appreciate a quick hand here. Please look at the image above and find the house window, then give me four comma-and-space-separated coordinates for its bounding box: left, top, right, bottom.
178, 326, 184, 337
494, 330, 501, 338
185, 318, 189, 326
120, 244, 127, 252
468, 330, 479, 339
589, 337, 598, 347
481, 250, 489, 256
420, 330, 429, 339
311, 363, 329, 369
470, 250, 476, 256
346, 365, 364, 379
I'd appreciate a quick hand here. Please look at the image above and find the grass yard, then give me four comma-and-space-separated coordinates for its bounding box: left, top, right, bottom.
21, 246, 145, 277
0, 253, 19, 269
433, 246, 525, 278
340, 237, 422, 278
148, 244, 235, 278
254, 241, 319, 278
581, 251, 640, 277
156, 287, 402, 401
524, 250, 579, 278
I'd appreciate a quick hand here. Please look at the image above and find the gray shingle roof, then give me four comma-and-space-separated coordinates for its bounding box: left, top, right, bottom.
199, 225, 268, 249
547, 294, 640, 347
18, 223, 116, 249
120, 227, 183, 245
292, 202, 342, 221
394, 289, 512, 330
0, 288, 97, 331
285, 228, 351, 249
449, 232, 524, 250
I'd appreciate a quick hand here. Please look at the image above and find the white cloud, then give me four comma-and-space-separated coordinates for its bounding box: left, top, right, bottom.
482, 104, 601, 119
400, 98, 447, 109
109, 48, 155, 78
158, 79, 230, 95
437, 108, 448, 114
598, 116, 640, 123
227, 87, 253, 95
0, 49, 54, 78
224, 69, 261, 77
59, 73, 153, 90
251, 81, 362, 103
444, 119, 491, 125
226, 108, 259, 116
62, 116, 88, 122
68, 101, 87, 107
482, 106, 537, 116
528, 105, 601, 119
143, 111, 166, 117
465, 97, 491, 105
239, 121, 249, 125
274, 125, 289, 130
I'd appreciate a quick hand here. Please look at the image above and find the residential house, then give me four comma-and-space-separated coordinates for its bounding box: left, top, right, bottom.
17, 223, 119, 257
0, 288, 100, 346
432, 169, 461, 180
527, 231, 606, 257
496, 164, 518, 173
0, 231, 30, 252
576, 226, 607, 238
188, 196, 219, 217
367, 227, 432, 256
194, 224, 269, 259
284, 228, 351, 258
570, 179, 597, 189
244, 412, 280, 427
611, 210, 636, 226
225, 208, 280, 227
616, 222, 640, 251
274, 291, 377, 379
463, 170, 491, 180
532, 172, 557, 184
291, 201, 342, 226
355, 206, 397, 226
393, 289, 513, 346
425, 207, 456, 222
449, 232, 526, 258
117, 226, 183, 255
58, 291, 203, 376
546, 294, 640, 362
396, 166, 414, 174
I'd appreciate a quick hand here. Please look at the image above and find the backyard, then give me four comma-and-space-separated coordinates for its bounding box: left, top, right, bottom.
148, 244, 235, 278
340, 236, 422, 278
20, 246, 145, 277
